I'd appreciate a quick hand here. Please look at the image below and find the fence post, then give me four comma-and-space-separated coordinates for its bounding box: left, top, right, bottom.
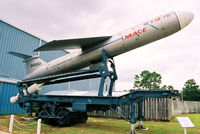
37, 119, 41, 134
9, 114, 14, 133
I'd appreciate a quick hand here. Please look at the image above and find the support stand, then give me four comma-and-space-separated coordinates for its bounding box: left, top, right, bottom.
27, 102, 33, 118
136, 100, 147, 130
98, 50, 117, 96
108, 58, 118, 96
129, 100, 136, 134
17, 49, 118, 116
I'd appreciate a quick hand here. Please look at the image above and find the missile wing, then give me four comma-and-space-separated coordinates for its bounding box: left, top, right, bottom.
34, 36, 111, 52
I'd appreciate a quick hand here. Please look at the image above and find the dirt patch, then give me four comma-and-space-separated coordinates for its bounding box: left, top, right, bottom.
167, 133, 180, 134
0, 116, 9, 119
92, 119, 107, 123
92, 118, 117, 123
0, 126, 8, 133
192, 129, 200, 133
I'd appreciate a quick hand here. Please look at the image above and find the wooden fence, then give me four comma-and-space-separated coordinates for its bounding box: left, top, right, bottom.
87, 98, 200, 121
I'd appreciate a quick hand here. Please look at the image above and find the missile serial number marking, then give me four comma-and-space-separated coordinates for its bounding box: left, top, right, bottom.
150, 13, 171, 24
124, 27, 147, 40
30, 62, 41, 67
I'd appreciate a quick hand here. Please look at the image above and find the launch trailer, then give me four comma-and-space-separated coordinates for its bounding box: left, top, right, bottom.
16, 50, 178, 133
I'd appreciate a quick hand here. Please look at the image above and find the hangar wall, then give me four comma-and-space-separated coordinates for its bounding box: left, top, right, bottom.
0, 20, 39, 79
0, 20, 66, 79
0, 19, 102, 114
0, 20, 67, 114
0, 77, 25, 114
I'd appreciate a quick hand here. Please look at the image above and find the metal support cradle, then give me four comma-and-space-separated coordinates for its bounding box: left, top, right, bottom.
15, 50, 178, 134
17, 49, 118, 98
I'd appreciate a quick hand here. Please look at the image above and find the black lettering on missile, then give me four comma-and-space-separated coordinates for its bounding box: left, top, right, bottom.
30, 62, 41, 67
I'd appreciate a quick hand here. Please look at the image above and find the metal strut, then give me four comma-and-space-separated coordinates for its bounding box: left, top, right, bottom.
17, 50, 118, 98
136, 100, 146, 130
98, 50, 118, 96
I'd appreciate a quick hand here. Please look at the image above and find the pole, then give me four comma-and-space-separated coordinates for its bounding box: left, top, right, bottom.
137, 100, 144, 129
131, 124, 135, 133
130, 101, 136, 134
37, 119, 41, 134
184, 128, 187, 134
181, 90, 183, 102
9, 115, 14, 133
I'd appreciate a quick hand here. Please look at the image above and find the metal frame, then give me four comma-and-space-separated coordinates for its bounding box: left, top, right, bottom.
16, 50, 178, 133
18, 50, 117, 97
18, 90, 178, 122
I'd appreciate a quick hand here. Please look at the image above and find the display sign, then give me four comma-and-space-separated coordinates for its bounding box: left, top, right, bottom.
176, 117, 195, 128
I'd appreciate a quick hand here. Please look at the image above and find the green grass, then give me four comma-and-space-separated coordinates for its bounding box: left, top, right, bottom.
136, 114, 200, 134
0, 114, 200, 134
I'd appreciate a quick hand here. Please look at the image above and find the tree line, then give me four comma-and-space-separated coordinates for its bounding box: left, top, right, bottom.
133, 70, 200, 101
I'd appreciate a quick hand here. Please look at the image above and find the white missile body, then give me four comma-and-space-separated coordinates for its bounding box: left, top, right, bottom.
25, 11, 194, 80
9, 11, 194, 104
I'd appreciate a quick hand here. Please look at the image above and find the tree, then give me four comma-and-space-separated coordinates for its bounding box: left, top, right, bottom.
161, 85, 174, 90
133, 70, 162, 90
183, 79, 200, 101
134, 74, 141, 89
161, 85, 167, 90
133, 70, 175, 90
168, 85, 174, 90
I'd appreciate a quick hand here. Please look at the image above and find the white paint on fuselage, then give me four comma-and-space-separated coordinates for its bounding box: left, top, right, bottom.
25, 12, 185, 80
25, 49, 83, 79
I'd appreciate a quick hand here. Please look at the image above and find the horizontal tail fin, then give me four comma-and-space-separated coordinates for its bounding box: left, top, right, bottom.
8, 51, 47, 76
8, 51, 32, 59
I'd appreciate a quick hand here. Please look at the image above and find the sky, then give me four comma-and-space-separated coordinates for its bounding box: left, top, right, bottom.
0, 0, 199, 91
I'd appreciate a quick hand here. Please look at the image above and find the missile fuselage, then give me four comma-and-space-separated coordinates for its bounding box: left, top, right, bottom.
10, 11, 194, 104
25, 11, 193, 80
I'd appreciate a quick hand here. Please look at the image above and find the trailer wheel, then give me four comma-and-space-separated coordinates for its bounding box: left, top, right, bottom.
79, 112, 88, 123
56, 109, 71, 126
38, 109, 50, 124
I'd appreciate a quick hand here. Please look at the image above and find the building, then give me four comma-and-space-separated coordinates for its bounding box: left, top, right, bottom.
0, 20, 67, 114
0, 77, 25, 114
0, 20, 102, 114
0, 20, 66, 79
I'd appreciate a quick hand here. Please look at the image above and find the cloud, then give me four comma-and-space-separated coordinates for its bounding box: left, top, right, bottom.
0, 0, 200, 91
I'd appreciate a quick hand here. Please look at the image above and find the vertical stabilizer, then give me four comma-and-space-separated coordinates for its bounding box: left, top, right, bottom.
8, 51, 47, 76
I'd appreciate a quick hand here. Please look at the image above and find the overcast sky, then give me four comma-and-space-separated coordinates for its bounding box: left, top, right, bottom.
0, 0, 199, 91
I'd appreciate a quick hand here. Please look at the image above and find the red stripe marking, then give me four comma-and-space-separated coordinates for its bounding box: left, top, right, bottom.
174, 11, 181, 29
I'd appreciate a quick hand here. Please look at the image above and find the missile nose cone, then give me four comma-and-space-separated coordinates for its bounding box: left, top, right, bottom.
175, 11, 194, 29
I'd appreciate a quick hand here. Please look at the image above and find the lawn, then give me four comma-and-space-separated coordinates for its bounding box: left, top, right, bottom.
0, 114, 199, 134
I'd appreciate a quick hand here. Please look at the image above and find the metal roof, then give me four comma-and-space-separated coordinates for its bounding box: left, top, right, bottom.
0, 76, 20, 84
0, 19, 46, 42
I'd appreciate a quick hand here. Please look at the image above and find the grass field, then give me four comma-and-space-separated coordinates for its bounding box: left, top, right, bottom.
0, 114, 200, 134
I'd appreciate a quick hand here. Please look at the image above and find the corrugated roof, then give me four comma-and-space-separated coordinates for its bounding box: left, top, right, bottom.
0, 76, 20, 84
0, 19, 46, 42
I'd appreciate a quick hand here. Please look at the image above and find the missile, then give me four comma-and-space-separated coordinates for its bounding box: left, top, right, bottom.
10, 83, 43, 104
9, 11, 194, 102
25, 10, 194, 80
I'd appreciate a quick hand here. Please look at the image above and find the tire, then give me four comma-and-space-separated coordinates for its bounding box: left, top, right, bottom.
79, 112, 88, 124
56, 109, 71, 126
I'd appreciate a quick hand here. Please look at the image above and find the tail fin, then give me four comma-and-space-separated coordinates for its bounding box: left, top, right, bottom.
8, 51, 47, 76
